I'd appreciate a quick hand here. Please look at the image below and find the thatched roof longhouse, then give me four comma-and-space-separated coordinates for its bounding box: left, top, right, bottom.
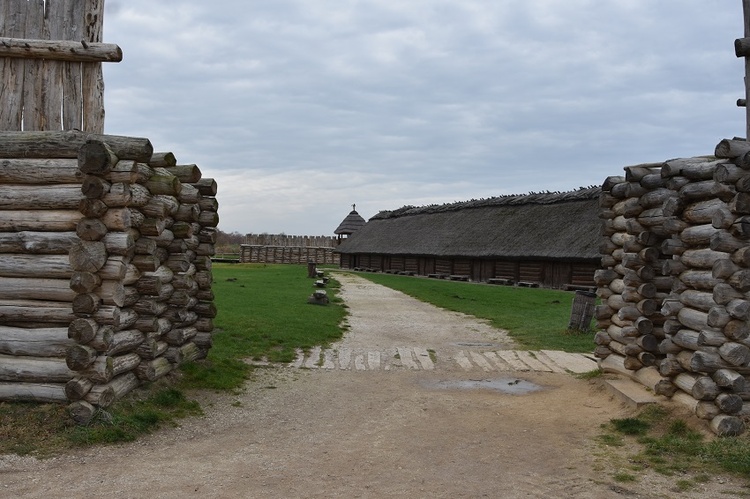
337, 187, 601, 261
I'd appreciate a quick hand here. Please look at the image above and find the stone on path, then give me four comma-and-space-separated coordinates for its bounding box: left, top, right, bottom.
454, 351, 474, 371
515, 351, 553, 372
495, 350, 529, 371
469, 351, 494, 372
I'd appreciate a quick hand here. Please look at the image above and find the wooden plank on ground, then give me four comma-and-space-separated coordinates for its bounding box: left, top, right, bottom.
337, 348, 351, 370
483, 351, 511, 370
540, 350, 598, 374
469, 351, 494, 372
413, 347, 434, 370
515, 351, 553, 372
367, 351, 381, 370
397, 347, 418, 369
495, 350, 530, 371
531, 351, 567, 373
454, 351, 473, 371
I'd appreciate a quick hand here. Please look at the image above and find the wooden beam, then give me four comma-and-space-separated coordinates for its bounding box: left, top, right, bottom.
0, 37, 121, 63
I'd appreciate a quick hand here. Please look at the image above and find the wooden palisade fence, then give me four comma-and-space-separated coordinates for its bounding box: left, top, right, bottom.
241, 233, 340, 265
0, 131, 219, 423
1, 0, 117, 133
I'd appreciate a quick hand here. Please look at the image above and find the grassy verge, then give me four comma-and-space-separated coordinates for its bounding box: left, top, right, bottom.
598, 405, 750, 490
0, 264, 347, 456
354, 272, 594, 352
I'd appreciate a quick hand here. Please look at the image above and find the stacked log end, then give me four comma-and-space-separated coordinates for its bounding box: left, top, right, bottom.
597, 139, 750, 436
0, 132, 217, 423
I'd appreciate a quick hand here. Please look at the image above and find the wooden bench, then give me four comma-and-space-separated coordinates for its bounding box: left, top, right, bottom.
449, 275, 469, 281
563, 284, 595, 292
517, 281, 540, 288
487, 278, 514, 285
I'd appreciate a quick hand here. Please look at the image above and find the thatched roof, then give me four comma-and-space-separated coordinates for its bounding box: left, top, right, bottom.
334, 209, 366, 235
336, 187, 602, 261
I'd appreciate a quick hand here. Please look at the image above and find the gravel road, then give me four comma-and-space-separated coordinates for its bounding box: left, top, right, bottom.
0, 272, 745, 498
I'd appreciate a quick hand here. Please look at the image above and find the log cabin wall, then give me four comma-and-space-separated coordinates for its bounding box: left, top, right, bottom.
341, 253, 597, 289
595, 139, 750, 436
0, 131, 218, 424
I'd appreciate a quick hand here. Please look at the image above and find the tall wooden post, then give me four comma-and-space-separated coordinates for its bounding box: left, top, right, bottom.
743, 0, 750, 140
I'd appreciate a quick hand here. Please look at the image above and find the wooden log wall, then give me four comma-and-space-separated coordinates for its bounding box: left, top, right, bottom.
0, 131, 218, 423
597, 139, 750, 436
239, 245, 340, 265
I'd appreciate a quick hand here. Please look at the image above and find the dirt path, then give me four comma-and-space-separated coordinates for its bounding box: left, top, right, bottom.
0, 273, 745, 497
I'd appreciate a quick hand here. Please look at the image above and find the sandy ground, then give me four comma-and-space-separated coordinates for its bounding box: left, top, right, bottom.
1, 272, 748, 498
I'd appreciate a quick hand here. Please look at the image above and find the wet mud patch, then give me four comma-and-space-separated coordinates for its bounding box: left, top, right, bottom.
424, 377, 544, 395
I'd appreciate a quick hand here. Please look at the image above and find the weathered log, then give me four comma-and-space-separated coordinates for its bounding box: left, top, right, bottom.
68, 400, 97, 424
0, 231, 78, 254
679, 290, 716, 312
66, 344, 98, 371
134, 357, 172, 382
141, 197, 173, 219
101, 183, 133, 208
719, 342, 750, 366
0, 184, 84, 210
671, 390, 721, 420
72, 293, 100, 315
0, 210, 82, 231
729, 192, 750, 214
709, 230, 747, 253
710, 414, 745, 436
145, 170, 182, 196
0, 299, 74, 323
0, 277, 76, 301
76, 139, 120, 175
680, 249, 729, 269
679, 270, 719, 290
729, 269, 750, 292
725, 319, 750, 341
716, 138, 750, 159
164, 342, 201, 365
714, 283, 744, 306
0, 254, 73, 279
81, 175, 111, 199
111, 352, 141, 376
149, 152, 177, 168
0, 382, 67, 403
0, 158, 83, 184
108, 371, 141, 402
674, 372, 721, 401
136, 340, 168, 360
106, 330, 145, 356
715, 162, 746, 183
727, 299, 750, 320
195, 178, 217, 196
677, 307, 713, 332
69, 240, 107, 272
713, 368, 748, 392
680, 224, 720, 247
65, 376, 93, 401
163, 327, 198, 346
84, 383, 116, 408
678, 349, 750, 374
707, 306, 731, 329
88, 326, 115, 352
0, 326, 73, 357
715, 392, 744, 415
732, 246, 750, 266
194, 317, 213, 332
0, 354, 76, 382
659, 356, 685, 376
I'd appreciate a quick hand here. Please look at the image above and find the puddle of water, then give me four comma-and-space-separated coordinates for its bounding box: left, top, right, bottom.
426, 378, 543, 395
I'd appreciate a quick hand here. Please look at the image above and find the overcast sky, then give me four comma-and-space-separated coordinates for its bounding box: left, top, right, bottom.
102, 1, 743, 236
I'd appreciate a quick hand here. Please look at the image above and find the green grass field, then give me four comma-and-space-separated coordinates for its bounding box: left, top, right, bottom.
353, 271, 595, 352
